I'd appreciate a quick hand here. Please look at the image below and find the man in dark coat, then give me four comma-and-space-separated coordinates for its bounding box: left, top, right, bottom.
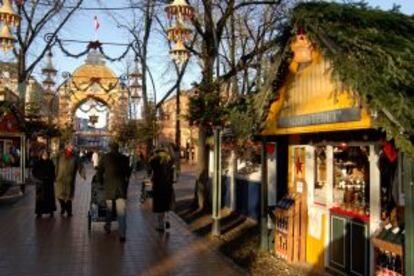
149, 144, 175, 231
96, 142, 131, 242
32, 150, 56, 218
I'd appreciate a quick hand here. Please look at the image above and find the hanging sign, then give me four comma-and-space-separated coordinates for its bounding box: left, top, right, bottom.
278, 107, 361, 128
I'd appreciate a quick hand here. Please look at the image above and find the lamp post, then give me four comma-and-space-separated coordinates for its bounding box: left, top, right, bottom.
165, 0, 193, 152
164, 0, 225, 237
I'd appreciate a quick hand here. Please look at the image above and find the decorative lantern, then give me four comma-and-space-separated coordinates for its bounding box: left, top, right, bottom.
42, 75, 55, 88
119, 90, 128, 101
165, 0, 193, 65
170, 39, 190, 65
290, 31, 313, 64
129, 79, 141, 90
165, 0, 194, 21
89, 114, 99, 125
129, 58, 141, 78
43, 88, 55, 103
167, 22, 192, 42
41, 51, 57, 77
0, 0, 20, 28
130, 89, 141, 100
0, 24, 15, 51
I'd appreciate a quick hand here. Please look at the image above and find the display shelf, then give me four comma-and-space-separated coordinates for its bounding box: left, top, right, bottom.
372, 237, 403, 256
373, 228, 404, 275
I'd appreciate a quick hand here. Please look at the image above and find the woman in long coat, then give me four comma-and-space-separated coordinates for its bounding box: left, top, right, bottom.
55, 145, 85, 217
149, 145, 175, 231
33, 150, 56, 218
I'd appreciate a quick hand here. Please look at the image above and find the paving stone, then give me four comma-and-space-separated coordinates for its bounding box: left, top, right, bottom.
0, 164, 244, 276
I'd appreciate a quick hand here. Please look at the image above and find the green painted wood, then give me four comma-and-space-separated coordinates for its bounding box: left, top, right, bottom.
350, 221, 368, 276
330, 215, 347, 270
404, 157, 414, 276
260, 139, 269, 251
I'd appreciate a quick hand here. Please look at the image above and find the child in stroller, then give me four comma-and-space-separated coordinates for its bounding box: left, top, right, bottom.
88, 173, 116, 231
140, 177, 152, 203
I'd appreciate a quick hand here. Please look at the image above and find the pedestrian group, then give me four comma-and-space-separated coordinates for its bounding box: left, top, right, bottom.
32, 141, 178, 243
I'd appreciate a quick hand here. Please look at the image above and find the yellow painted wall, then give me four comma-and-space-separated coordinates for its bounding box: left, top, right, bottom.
289, 143, 327, 269
261, 50, 372, 136
306, 214, 327, 269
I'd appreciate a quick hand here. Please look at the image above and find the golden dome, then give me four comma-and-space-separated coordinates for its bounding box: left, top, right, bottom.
71, 51, 118, 89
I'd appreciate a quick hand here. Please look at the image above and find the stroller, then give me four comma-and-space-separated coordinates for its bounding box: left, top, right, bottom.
140, 177, 153, 203
87, 174, 116, 232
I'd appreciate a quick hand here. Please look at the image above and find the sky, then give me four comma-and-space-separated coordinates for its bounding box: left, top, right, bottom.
2, 0, 413, 107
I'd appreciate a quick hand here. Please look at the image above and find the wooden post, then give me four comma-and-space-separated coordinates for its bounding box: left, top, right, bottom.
260, 138, 269, 251
369, 145, 381, 275
403, 156, 414, 276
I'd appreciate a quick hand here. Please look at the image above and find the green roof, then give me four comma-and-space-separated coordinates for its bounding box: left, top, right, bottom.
260, 1, 414, 154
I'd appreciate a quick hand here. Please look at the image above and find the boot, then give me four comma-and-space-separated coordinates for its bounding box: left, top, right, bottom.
59, 199, 66, 216
66, 200, 73, 217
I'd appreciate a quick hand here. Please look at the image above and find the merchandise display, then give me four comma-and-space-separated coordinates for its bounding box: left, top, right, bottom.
333, 145, 370, 215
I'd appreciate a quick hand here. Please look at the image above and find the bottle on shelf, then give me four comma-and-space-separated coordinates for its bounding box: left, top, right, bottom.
395, 255, 402, 276
390, 253, 397, 276
383, 251, 391, 275
376, 249, 385, 275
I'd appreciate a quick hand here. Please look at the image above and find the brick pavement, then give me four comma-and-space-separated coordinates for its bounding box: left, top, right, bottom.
0, 164, 244, 276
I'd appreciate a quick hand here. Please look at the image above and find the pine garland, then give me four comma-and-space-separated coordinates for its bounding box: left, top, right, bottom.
260, 1, 414, 155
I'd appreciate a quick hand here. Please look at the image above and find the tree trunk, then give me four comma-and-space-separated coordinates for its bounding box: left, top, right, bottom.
17, 51, 27, 112
191, 1, 218, 211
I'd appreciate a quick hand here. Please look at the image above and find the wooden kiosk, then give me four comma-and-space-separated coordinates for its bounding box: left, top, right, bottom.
258, 3, 412, 275
0, 98, 26, 190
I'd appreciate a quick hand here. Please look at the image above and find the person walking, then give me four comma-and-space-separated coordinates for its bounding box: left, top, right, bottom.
96, 142, 131, 242
55, 144, 85, 217
92, 150, 99, 169
32, 150, 56, 218
149, 144, 176, 232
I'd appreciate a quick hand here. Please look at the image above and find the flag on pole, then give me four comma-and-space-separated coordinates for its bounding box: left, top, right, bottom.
94, 16, 100, 31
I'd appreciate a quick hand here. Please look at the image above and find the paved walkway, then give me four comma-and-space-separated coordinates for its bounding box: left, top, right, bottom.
0, 164, 244, 276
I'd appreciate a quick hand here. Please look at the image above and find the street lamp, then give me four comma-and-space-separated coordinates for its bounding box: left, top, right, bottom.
0, 0, 21, 52
165, 0, 224, 237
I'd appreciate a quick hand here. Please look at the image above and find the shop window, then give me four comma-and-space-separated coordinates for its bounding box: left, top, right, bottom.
314, 146, 327, 205
333, 145, 370, 215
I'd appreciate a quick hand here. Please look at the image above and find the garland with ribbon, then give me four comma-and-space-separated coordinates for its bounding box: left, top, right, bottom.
52, 36, 136, 62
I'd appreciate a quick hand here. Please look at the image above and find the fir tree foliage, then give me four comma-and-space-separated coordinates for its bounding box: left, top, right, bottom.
259, 1, 414, 155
